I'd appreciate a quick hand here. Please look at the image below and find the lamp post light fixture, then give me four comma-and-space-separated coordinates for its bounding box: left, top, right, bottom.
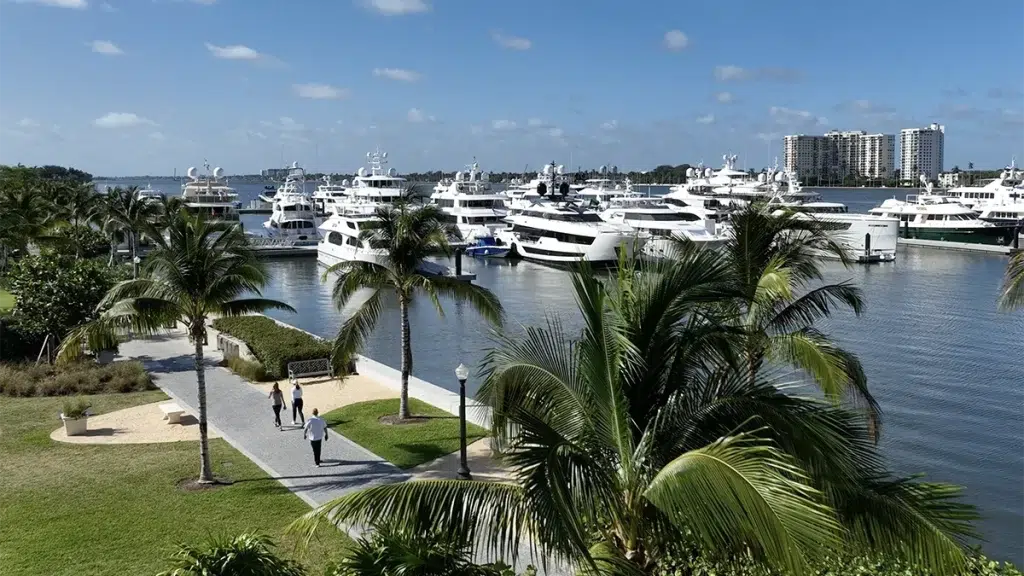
454, 362, 472, 480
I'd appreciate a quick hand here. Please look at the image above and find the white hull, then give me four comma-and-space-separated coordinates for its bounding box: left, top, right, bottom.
495, 229, 638, 264
642, 235, 728, 259
317, 241, 388, 268
820, 216, 898, 262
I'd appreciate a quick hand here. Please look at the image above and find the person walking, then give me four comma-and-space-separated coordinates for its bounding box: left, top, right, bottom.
303, 408, 328, 467
268, 383, 287, 429
291, 382, 305, 426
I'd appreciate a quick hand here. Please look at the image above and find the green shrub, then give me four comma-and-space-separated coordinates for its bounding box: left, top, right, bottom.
61, 397, 91, 419
0, 360, 154, 397
225, 355, 269, 382
0, 317, 46, 362
213, 316, 331, 380
46, 226, 110, 259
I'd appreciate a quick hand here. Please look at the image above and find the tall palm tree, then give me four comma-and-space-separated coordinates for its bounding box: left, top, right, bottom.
999, 250, 1024, 311
59, 211, 294, 482
324, 202, 503, 420
291, 251, 977, 575
0, 186, 55, 271
710, 205, 881, 430
100, 186, 162, 277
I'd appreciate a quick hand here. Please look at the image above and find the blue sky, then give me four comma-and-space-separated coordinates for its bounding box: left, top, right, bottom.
0, 0, 1021, 176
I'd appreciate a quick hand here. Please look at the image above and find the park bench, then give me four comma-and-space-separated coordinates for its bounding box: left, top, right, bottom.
159, 402, 186, 424
287, 358, 333, 384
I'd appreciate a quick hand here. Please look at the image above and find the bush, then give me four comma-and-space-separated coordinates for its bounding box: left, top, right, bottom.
0, 360, 154, 397
46, 226, 110, 259
213, 316, 331, 380
225, 355, 269, 382
0, 317, 46, 362
61, 397, 91, 419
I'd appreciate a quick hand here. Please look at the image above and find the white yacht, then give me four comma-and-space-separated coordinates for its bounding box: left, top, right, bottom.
576, 170, 626, 208
599, 193, 728, 258
180, 163, 240, 227
135, 183, 164, 201
944, 161, 1024, 226
263, 163, 318, 244
868, 180, 1019, 246
334, 149, 408, 211
311, 175, 350, 216
430, 161, 507, 240
496, 162, 639, 265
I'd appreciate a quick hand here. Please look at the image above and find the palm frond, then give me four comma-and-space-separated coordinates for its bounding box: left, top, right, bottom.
998, 249, 1024, 311
411, 273, 505, 327
331, 288, 385, 374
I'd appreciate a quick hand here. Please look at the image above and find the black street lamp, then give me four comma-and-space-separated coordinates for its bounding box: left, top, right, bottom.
454, 363, 472, 480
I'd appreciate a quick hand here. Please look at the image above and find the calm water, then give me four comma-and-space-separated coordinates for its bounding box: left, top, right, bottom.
104, 180, 1024, 564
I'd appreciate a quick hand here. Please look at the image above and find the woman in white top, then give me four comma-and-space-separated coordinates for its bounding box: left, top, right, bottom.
291, 382, 305, 425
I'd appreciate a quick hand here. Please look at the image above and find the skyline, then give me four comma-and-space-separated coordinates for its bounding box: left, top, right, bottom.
0, 0, 1020, 176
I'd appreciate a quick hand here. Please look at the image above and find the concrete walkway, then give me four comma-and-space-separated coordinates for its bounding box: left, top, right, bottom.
118, 327, 408, 508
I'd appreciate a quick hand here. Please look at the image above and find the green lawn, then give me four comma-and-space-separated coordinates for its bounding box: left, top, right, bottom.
323, 398, 487, 469
0, 391, 350, 576
0, 287, 14, 313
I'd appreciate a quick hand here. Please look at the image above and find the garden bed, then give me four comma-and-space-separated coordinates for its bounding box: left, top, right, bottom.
0, 360, 154, 397
212, 316, 331, 380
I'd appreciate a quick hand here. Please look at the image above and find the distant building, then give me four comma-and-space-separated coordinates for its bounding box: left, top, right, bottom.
784, 130, 894, 180
938, 171, 966, 188
900, 123, 945, 181
260, 168, 290, 179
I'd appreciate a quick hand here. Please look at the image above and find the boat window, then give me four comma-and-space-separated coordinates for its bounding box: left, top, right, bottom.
327, 232, 344, 246
346, 221, 357, 230
345, 236, 360, 247
510, 224, 595, 245
521, 210, 604, 223
627, 212, 701, 222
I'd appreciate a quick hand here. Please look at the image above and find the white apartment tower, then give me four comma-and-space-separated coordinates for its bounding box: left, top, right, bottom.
859, 133, 896, 179
900, 123, 945, 181
784, 135, 829, 179
784, 131, 895, 180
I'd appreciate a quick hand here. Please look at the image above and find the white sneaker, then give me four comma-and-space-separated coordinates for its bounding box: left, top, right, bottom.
291, 420, 297, 426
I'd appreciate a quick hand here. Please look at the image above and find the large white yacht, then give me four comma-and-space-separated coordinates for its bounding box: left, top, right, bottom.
311, 175, 350, 216
599, 193, 729, 258
496, 162, 639, 265
944, 161, 1024, 226
263, 163, 318, 244
334, 149, 408, 211
430, 161, 507, 240
576, 170, 627, 208
135, 183, 164, 201
180, 163, 240, 227
868, 180, 1019, 246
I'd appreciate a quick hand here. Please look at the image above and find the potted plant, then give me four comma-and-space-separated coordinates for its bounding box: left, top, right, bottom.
60, 397, 92, 436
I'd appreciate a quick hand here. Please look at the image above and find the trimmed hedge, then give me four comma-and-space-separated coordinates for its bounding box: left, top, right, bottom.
212, 316, 331, 380
225, 355, 269, 382
0, 360, 154, 397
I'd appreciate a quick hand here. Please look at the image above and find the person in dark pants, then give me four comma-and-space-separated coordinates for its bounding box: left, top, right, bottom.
291, 382, 305, 425
268, 383, 287, 429
303, 408, 328, 467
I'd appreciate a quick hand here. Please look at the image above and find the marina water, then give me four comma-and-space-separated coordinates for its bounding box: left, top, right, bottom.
105, 181, 1024, 564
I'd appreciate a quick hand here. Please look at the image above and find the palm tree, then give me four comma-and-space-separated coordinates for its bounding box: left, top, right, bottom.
712, 205, 881, 430
291, 251, 977, 575
158, 533, 305, 576
324, 202, 503, 420
58, 211, 294, 482
100, 186, 162, 277
332, 523, 513, 576
999, 250, 1024, 311
0, 186, 55, 271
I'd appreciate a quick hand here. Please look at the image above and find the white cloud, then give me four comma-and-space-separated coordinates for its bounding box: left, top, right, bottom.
89, 40, 123, 55
527, 118, 545, 127
12, 0, 86, 8
246, 130, 267, 140
260, 117, 305, 131
407, 108, 426, 123
94, 112, 156, 128
372, 67, 420, 82
696, 114, 715, 125
148, 131, 166, 141
716, 91, 733, 103
492, 119, 517, 131
492, 31, 531, 50
600, 120, 618, 130
769, 106, 828, 127
663, 30, 689, 51
205, 43, 263, 60
18, 118, 40, 128
469, 125, 484, 135
548, 128, 564, 138
363, 0, 429, 15
293, 83, 349, 99
714, 65, 802, 82
99, 2, 115, 11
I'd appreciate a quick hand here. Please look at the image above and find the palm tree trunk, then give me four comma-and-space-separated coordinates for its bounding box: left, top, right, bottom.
108, 239, 116, 267
130, 232, 139, 279
193, 322, 215, 483
399, 295, 412, 420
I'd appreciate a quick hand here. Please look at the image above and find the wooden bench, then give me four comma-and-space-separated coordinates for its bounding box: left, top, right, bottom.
287, 358, 333, 384
159, 402, 186, 424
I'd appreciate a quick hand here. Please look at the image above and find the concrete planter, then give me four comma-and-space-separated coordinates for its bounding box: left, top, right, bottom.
61, 414, 88, 436
95, 349, 116, 364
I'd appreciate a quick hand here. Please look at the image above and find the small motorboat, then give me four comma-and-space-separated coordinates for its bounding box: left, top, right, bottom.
464, 235, 510, 258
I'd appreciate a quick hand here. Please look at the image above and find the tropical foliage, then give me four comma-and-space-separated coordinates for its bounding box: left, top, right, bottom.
324, 201, 503, 419
99, 185, 163, 276
158, 533, 306, 576
212, 315, 332, 380
998, 250, 1024, 311
58, 211, 294, 482
292, 208, 977, 576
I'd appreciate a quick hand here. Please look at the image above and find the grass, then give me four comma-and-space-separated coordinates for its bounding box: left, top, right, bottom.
0, 287, 14, 313
0, 391, 351, 576
323, 398, 488, 469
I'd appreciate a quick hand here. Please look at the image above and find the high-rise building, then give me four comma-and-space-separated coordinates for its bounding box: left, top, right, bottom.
784, 131, 895, 180
900, 123, 945, 181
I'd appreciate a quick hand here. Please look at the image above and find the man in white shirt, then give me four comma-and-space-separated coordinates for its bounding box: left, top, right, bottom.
302, 408, 329, 467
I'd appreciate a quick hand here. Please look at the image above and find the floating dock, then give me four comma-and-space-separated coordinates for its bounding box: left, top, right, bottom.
897, 238, 1020, 255
247, 237, 319, 258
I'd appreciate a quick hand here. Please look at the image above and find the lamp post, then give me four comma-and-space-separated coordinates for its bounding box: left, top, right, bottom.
454, 363, 472, 480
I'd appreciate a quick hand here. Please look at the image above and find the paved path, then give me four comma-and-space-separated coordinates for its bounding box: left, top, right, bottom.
119, 327, 408, 508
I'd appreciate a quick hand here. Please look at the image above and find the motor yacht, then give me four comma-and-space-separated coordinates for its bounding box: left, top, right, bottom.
944, 161, 1024, 226
496, 162, 639, 265
263, 163, 318, 244
180, 162, 240, 227
135, 183, 165, 201
599, 193, 728, 258
868, 179, 1018, 246
311, 175, 350, 216
333, 149, 408, 211
430, 161, 507, 241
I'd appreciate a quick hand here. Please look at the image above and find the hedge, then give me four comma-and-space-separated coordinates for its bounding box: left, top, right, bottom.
212, 316, 332, 380
0, 360, 154, 397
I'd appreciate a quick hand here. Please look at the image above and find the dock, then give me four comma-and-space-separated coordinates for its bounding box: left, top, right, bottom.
246, 237, 319, 258
897, 237, 1021, 255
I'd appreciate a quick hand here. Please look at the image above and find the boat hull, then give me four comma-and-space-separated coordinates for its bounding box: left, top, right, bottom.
900, 225, 1018, 246
496, 230, 638, 265
465, 245, 511, 258
823, 217, 899, 262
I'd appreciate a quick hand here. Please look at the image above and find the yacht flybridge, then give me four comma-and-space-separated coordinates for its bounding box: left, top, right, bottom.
180, 162, 240, 227
496, 162, 639, 265
337, 149, 408, 210
599, 193, 729, 258
430, 161, 507, 241
311, 175, 350, 216
263, 162, 318, 244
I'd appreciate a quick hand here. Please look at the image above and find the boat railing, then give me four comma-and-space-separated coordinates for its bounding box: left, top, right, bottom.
245, 236, 307, 248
